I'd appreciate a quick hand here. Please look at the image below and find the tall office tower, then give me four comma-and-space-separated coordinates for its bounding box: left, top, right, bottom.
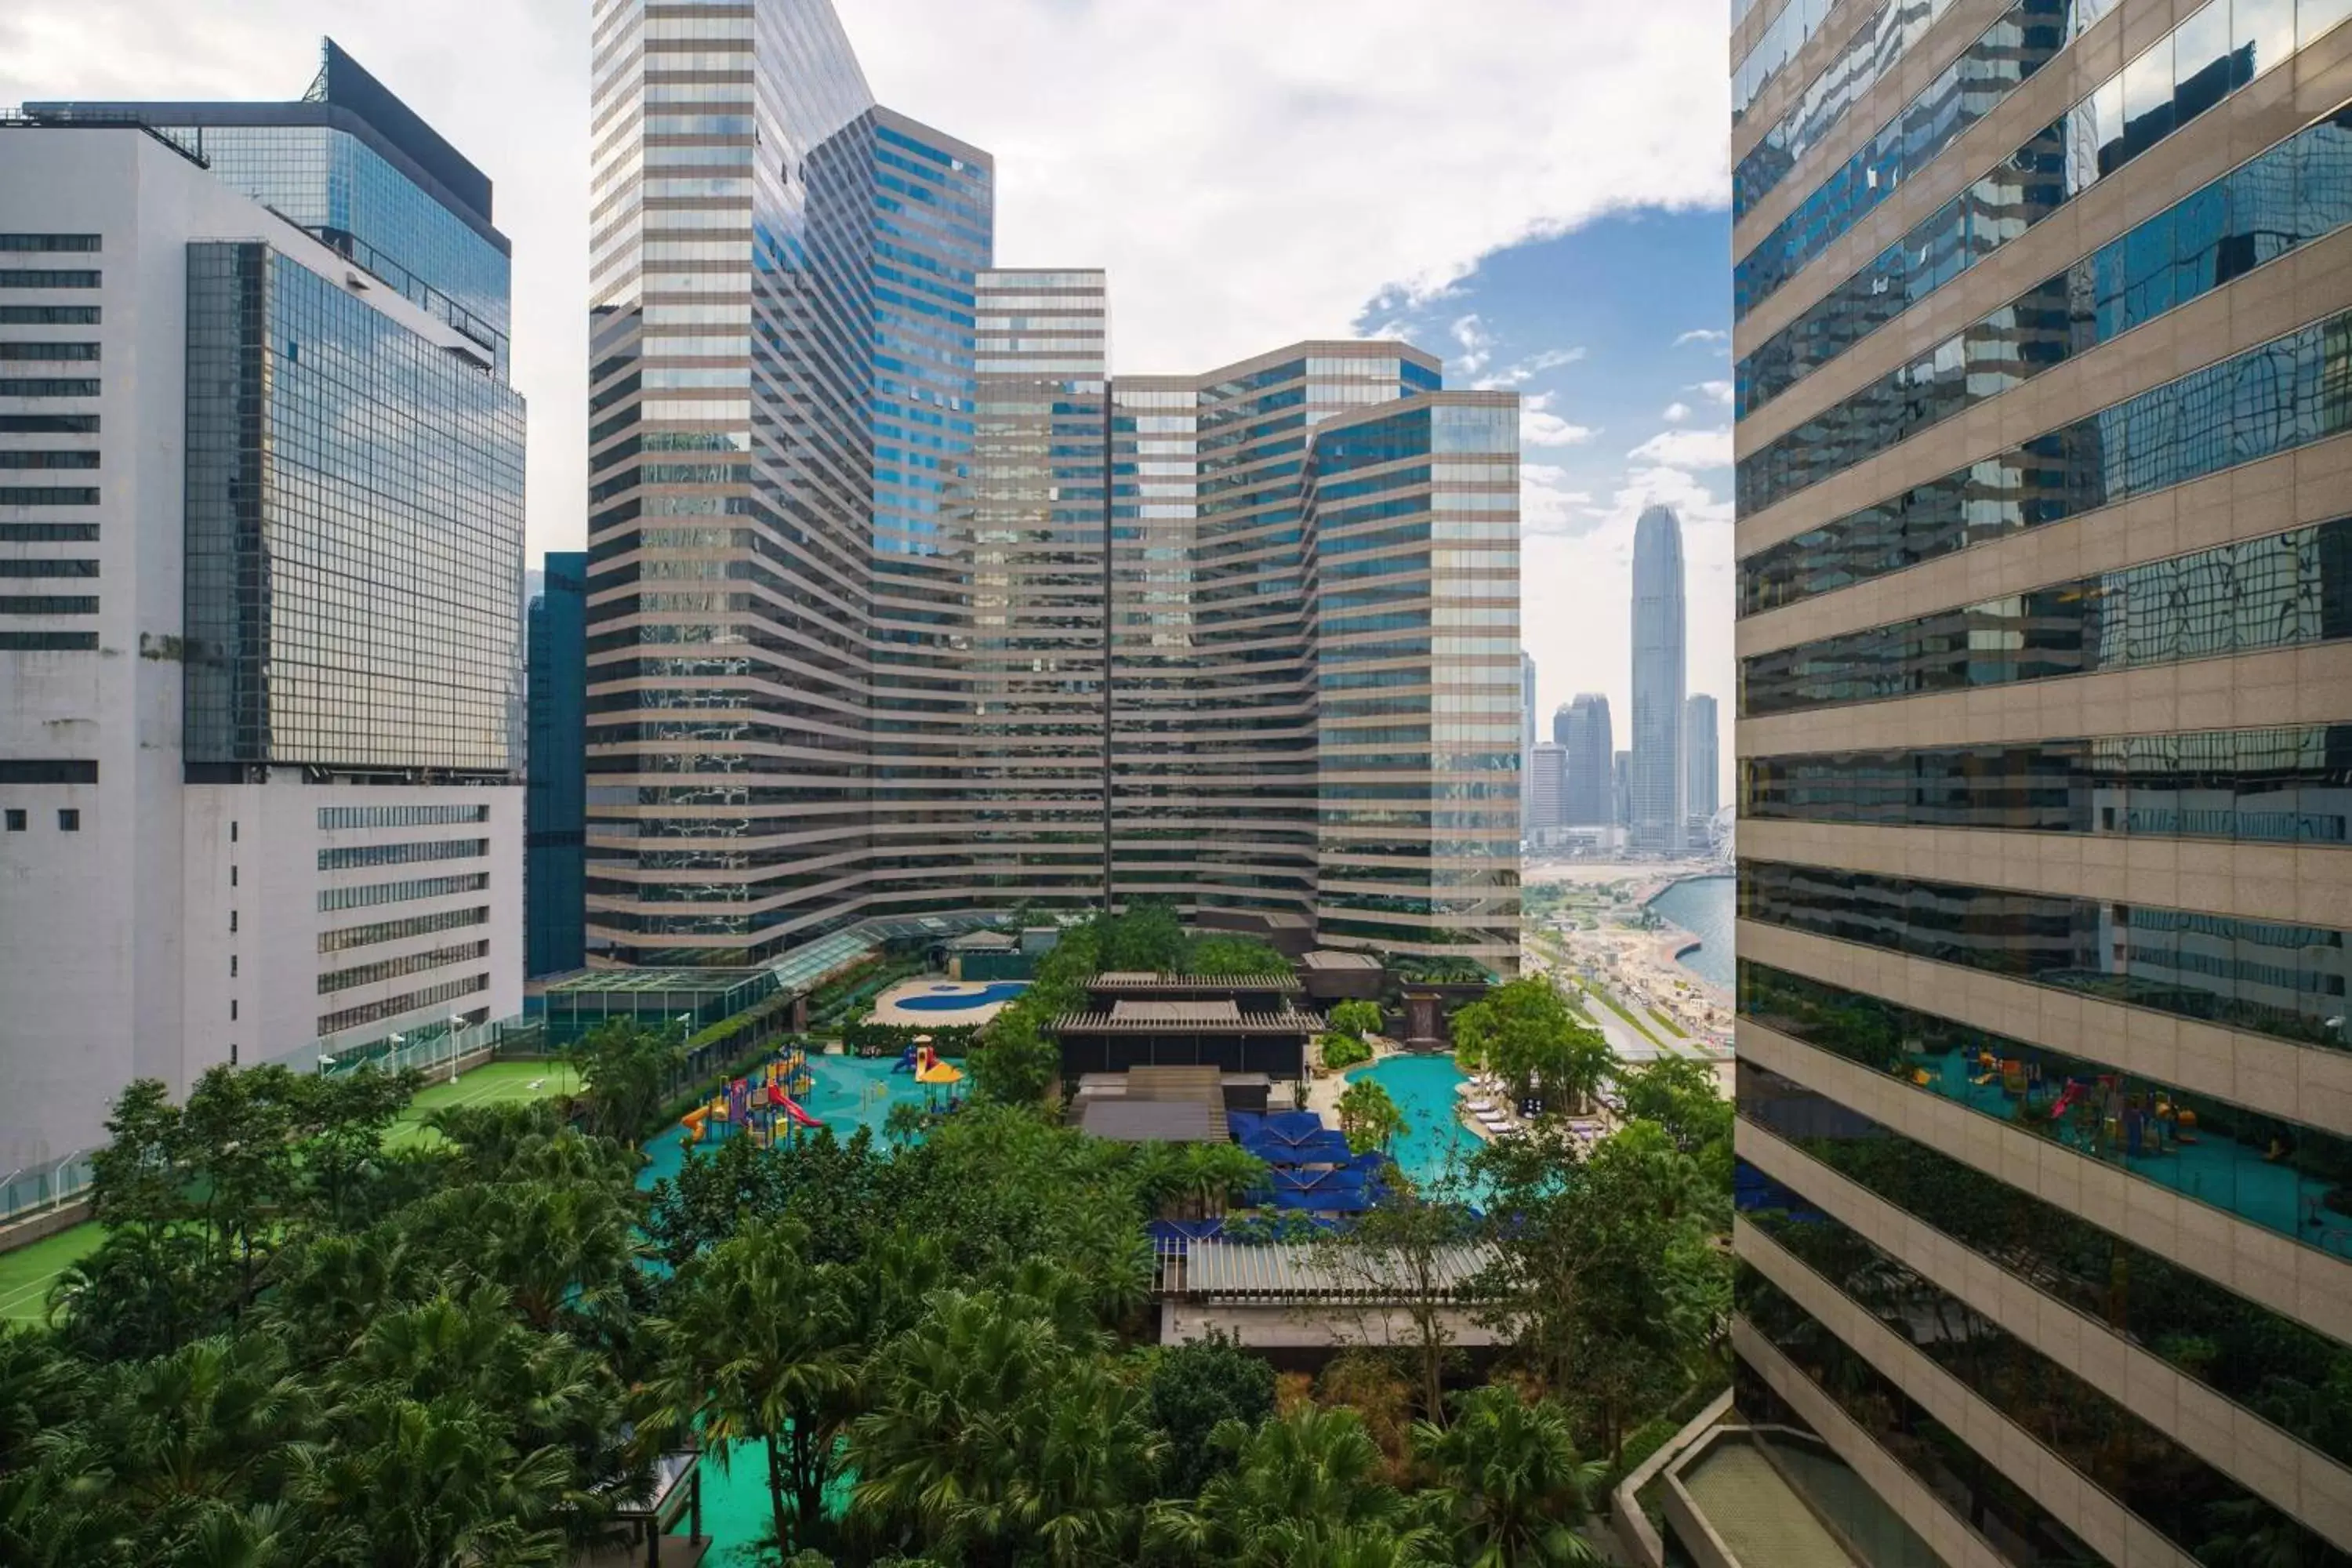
1611, 750, 1630, 828
1683, 692, 1719, 831
1722, 0, 2352, 1561
583, 0, 993, 964
0, 43, 525, 1191
584, 0, 1520, 975
528, 553, 588, 978
1559, 691, 1613, 826
971, 270, 1112, 908
1628, 503, 1686, 852
1527, 741, 1567, 833
1110, 347, 1522, 971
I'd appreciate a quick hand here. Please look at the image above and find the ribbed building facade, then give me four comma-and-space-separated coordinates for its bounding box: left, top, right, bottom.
1728, 0, 2352, 1560
582, 0, 1520, 975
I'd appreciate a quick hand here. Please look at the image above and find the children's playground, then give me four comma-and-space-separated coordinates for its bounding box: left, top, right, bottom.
676, 1042, 966, 1153
1912, 1045, 2352, 1259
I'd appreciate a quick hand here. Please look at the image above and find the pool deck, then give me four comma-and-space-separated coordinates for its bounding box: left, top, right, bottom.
866, 977, 1025, 1027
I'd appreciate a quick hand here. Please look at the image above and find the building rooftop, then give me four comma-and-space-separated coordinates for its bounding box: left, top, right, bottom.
1075, 1098, 1229, 1143
1176, 1240, 1497, 1301
1089, 971, 1303, 993
1301, 949, 1382, 970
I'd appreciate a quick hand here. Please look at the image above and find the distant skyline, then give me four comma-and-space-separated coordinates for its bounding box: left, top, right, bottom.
0, 0, 1734, 795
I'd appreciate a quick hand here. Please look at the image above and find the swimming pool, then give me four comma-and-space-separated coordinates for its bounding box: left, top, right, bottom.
893, 981, 1030, 1012
1350, 1054, 1489, 1199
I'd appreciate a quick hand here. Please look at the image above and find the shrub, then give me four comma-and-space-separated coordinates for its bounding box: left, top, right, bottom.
1319, 1032, 1374, 1070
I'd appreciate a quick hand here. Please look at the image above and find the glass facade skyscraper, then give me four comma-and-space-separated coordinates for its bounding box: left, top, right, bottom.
528, 554, 588, 978
1723, 0, 2352, 1560
581, 0, 1521, 975
1628, 503, 1686, 852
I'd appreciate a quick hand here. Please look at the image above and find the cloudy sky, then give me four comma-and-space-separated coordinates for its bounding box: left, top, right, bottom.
0, 0, 1734, 788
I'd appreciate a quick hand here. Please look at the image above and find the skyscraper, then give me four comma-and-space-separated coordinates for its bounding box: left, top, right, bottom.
1520, 649, 1538, 836
583, 0, 1523, 975
1526, 742, 1566, 833
0, 43, 525, 1192
1559, 692, 1613, 826
1682, 692, 1718, 829
1721, 0, 2352, 1561
528, 553, 587, 978
1611, 750, 1630, 829
1628, 503, 1685, 853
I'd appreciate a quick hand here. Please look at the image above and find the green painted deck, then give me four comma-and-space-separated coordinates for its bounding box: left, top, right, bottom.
1679, 1441, 1860, 1567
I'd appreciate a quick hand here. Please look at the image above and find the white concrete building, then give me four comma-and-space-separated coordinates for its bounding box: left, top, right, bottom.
0, 49, 526, 1202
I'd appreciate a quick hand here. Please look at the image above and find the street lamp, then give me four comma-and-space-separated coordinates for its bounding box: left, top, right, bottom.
447, 1014, 465, 1083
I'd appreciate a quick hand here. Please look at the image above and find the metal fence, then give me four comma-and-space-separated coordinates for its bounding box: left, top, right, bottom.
0, 1149, 96, 1226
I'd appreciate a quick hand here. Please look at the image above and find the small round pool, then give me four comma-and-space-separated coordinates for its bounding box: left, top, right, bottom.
895, 981, 1029, 1012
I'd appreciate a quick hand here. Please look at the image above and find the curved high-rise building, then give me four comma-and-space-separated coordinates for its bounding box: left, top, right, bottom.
1559, 693, 1613, 826
1628, 504, 1686, 852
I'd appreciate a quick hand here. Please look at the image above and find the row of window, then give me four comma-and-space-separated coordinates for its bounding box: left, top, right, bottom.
0, 631, 95, 650
0, 343, 99, 361
316, 870, 489, 913
1737, 0, 2038, 216
1737, 9, 2345, 419
317, 803, 490, 829
1741, 724, 2352, 842
314, 836, 488, 873
1734, 0, 2340, 321
0, 270, 99, 289
0, 235, 98, 252
0, 596, 96, 615
1740, 516, 2352, 719
1740, 960, 2352, 1262
1736, 1164, 2343, 1564
2, 808, 80, 832
0, 380, 98, 398
316, 971, 488, 1036
317, 938, 490, 996
1730, 0, 1871, 130
0, 489, 96, 506
0, 760, 94, 783
0, 307, 98, 325
0, 414, 98, 434
0, 452, 97, 470
0, 524, 94, 541
1737, 114, 2352, 524
320, 904, 490, 954
1739, 858, 2352, 1051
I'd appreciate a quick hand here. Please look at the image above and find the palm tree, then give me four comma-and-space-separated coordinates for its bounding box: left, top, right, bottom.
1412, 1386, 1605, 1566
1149, 1405, 1409, 1567
847, 1287, 1163, 1566
642, 1218, 855, 1558
1337, 1080, 1408, 1156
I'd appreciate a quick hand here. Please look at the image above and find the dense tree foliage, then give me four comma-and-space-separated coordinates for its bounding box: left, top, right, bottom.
3, 910, 1737, 1568
1448, 981, 1611, 1113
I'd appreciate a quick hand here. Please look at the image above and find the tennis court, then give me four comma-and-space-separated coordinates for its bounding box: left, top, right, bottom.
384, 1059, 579, 1149
0, 1062, 579, 1323
0, 1222, 103, 1324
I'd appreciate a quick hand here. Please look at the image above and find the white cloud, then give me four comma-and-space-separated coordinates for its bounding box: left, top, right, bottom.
1474, 344, 1588, 389
1697, 379, 1733, 405
1517, 391, 1595, 449
1519, 464, 1597, 536
1627, 427, 1733, 468
1450, 313, 1497, 376
1672, 328, 1730, 348
0, 0, 1732, 562
1661, 401, 1691, 423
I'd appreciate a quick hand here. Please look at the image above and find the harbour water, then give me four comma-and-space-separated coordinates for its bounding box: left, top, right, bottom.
1648, 874, 1734, 991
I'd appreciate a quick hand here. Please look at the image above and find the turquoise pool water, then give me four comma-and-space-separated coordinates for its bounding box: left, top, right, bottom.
638, 1053, 930, 1187
895, 980, 1029, 1012
639, 1051, 930, 1561
1351, 1054, 1487, 1199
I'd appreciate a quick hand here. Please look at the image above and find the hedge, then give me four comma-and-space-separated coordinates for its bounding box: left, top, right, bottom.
841, 1020, 979, 1058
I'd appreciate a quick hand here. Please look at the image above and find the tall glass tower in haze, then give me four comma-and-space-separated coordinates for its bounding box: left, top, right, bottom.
583, 0, 1522, 973
1628, 503, 1685, 853
1725, 0, 2352, 1559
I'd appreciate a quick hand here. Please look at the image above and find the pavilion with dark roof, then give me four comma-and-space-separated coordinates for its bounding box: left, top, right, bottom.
1051, 972, 1314, 1082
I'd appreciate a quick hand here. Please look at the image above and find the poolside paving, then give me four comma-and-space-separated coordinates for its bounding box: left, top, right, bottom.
866, 977, 1025, 1027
